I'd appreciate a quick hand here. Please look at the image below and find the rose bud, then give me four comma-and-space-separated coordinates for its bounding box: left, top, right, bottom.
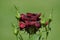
19, 22, 26, 29
35, 22, 40, 28
20, 14, 26, 20
27, 13, 32, 17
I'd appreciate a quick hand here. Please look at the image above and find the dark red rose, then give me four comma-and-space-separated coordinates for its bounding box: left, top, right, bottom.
19, 22, 26, 29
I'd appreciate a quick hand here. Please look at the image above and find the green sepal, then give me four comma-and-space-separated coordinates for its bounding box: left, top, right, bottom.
41, 20, 46, 24
40, 14, 46, 25
15, 11, 20, 20
11, 23, 19, 36
13, 28, 19, 36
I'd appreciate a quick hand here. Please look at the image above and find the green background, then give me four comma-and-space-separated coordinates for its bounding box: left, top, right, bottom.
0, 0, 60, 40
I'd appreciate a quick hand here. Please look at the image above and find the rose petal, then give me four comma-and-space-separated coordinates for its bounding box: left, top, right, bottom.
27, 13, 32, 17
30, 21, 35, 25
35, 22, 40, 28
25, 21, 30, 26
19, 22, 26, 29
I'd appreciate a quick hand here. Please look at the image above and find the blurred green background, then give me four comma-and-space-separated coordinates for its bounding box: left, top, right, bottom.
0, 0, 60, 40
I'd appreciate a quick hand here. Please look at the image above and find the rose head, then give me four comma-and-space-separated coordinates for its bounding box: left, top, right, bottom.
19, 13, 41, 30
13, 9, 52, 40
16, 12, 52, 34
19, 22, 26, 29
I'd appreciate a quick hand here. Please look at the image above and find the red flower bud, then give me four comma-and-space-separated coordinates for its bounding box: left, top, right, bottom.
19, 22, 26, 29
20, 14, 26, 20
